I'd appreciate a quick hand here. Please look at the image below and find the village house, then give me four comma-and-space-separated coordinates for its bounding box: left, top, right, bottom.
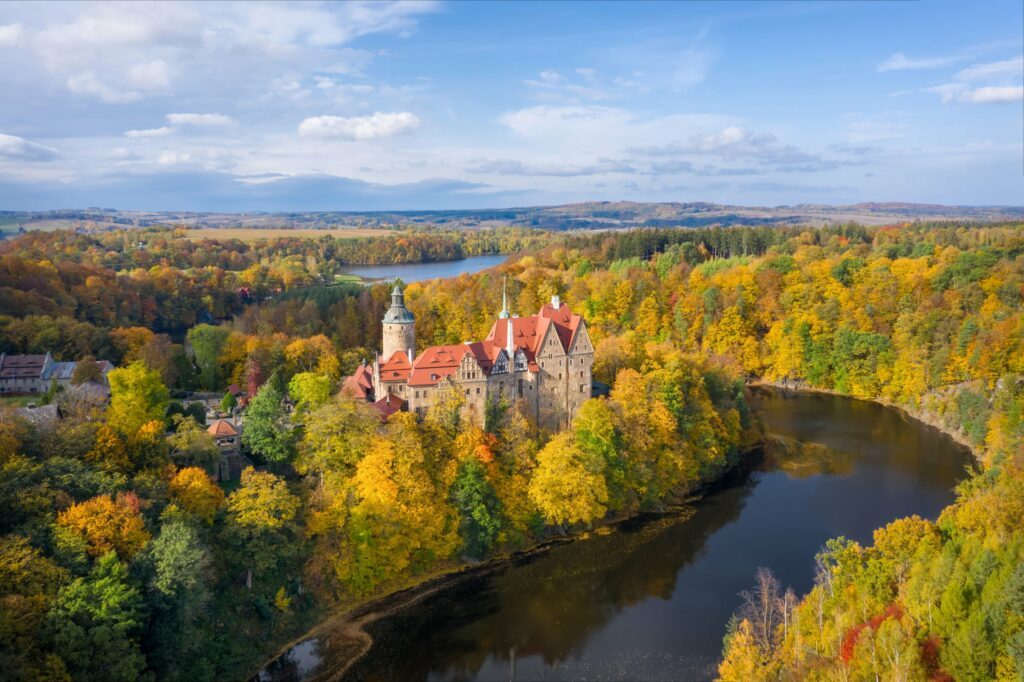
344, 284, 594, 430
0, 352, 113, 396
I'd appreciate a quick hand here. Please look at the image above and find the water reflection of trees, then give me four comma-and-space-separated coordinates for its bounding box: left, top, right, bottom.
347, 474, 756, 681
750, 388, 970, 487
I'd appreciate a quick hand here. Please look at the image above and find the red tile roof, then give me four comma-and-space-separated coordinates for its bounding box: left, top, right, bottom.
341, 363, 374, 400
207, 419, 239, 437
539, 302, 584, 351
485, 301, 582, 361
346, 301, 584, 392
372, 393, 406, 421
408, 344, 473, 387
378, 350, 412, 383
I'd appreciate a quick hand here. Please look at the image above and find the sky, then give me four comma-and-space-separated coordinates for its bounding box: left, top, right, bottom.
0, 0, 1021, 212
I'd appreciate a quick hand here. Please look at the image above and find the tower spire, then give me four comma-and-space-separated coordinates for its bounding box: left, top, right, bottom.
499, 276, 510, 319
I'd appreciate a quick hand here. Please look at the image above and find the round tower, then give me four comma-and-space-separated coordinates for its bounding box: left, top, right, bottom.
382, 284, 416, 360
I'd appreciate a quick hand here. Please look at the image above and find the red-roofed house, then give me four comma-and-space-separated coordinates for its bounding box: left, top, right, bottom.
344, 284, 594, 430
206, 418, 243, 481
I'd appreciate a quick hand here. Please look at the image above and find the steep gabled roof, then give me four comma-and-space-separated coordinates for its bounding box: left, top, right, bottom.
378, 350, 412, 382
341, 363, 374, 400
539, 302, 584, 351
484, 300, 582, 360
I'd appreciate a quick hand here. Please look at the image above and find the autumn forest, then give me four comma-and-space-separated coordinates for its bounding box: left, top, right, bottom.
0, 221, 1022, 681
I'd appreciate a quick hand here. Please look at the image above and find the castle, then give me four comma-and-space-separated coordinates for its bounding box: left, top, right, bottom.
344, 284, 594, 430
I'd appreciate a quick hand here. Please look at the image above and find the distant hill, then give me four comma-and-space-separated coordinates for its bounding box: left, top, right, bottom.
3, 201, 1023, 233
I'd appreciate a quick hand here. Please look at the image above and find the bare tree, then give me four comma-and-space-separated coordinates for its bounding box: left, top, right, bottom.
738, 567, 793, 656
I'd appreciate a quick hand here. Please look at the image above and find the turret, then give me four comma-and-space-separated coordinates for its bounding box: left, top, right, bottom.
382, 284, 416, 360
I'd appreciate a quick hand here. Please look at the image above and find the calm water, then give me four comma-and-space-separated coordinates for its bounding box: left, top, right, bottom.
344, 255, 508, 283
262, 388, 971, 682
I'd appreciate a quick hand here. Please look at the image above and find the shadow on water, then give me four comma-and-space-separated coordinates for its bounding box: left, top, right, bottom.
259, 388, 973, 682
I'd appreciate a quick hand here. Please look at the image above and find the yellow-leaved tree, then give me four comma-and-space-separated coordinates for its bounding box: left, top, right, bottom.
56, 493, 150, 560
528, 431, 608, 527
169, 467, 225, 523
341, 413, 458, 594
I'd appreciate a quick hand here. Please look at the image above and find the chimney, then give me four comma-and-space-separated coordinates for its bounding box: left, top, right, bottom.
551, 295, 560, 308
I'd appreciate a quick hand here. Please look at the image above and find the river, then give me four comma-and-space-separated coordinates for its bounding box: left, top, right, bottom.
260, 387, 971, 682
343, 255, 508, 283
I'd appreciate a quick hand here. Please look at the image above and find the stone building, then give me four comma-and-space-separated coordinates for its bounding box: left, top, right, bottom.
0, 352, 113, 396
345, 284, 594, 430
206, 418, 243, 481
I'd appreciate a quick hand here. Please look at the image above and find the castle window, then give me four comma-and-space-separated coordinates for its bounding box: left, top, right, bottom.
465, 389, 470, 395
558, 373, 562, 379
476, 387, 480, 395
580, 385, 585, 393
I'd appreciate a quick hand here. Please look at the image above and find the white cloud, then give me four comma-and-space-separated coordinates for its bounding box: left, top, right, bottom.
127, 59, 173, 90
124, 126, 174, 138
500, 105, 634, 137
66, 72, 141, 103
629, 126, 842, 172
110, 147, 143, 161
955, 57, 1023, 81
166, 112, 235, 127
157, 150, 192, 165
467, 157, 635, 177
967, 86, 1024, 103
0, 133, 59, 161
9, 2, 437, 103
931, 84, 1024, 104
927, 57, 1023, 104
0, 22, 23, 46
878, 52, 960, 72
297, 112, 419, 140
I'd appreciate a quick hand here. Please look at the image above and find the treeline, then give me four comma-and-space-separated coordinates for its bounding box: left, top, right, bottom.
0, 226, 548, 340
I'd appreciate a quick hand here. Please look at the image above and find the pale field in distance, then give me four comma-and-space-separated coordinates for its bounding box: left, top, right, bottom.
183, 227, 395, 241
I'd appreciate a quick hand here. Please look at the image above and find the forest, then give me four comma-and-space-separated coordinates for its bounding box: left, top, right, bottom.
0, 221, 1021, 680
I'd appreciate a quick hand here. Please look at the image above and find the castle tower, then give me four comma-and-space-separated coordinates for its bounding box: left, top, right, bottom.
382, 284, 416, 360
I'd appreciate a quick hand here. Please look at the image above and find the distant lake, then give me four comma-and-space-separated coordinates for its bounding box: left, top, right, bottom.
343, 255, 508, 283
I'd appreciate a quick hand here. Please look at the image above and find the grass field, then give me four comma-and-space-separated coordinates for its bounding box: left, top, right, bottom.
183, 227, 394, 241
0, 396, 37, 407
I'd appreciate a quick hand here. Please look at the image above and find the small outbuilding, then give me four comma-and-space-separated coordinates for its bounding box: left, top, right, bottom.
207, 418, 243, 481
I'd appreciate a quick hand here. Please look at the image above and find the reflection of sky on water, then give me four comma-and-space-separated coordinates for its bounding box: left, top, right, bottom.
343, 255, 507, 284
